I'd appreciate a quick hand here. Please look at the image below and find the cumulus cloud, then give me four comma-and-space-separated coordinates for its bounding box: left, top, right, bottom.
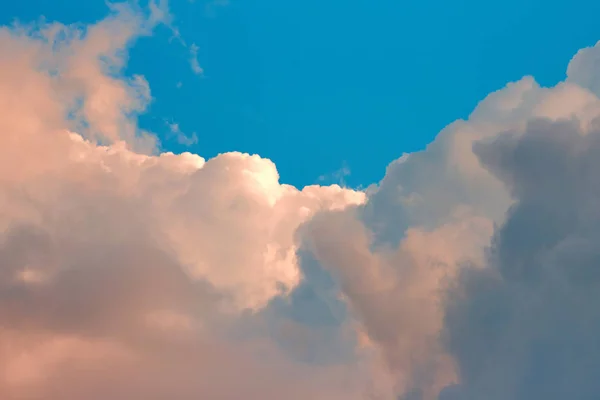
0, 2, 376, 399
440, 117, 600, 400
298, 40, 600, 399
6, 0, 600, 399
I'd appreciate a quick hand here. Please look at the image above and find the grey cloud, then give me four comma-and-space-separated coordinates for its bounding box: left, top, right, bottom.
299, 70, 600, 398
443, 118, 600, 399
568, 40, 600, 96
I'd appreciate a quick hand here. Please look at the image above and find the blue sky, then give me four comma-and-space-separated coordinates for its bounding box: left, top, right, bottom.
5, 0, 600, 187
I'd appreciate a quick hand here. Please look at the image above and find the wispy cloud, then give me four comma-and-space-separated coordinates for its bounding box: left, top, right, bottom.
205, 0, 230, 18
165, 120, 198, 146
189, 43, 204, 75
318, 162, 351, 186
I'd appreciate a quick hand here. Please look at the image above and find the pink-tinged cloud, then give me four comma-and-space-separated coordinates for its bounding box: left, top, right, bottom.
4, 1, 600, 399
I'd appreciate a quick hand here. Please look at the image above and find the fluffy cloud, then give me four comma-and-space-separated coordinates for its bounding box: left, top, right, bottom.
440, 118, 600, 400
0, 3, 373, 399
299, 40, 600, 399
5, 1, 600, 399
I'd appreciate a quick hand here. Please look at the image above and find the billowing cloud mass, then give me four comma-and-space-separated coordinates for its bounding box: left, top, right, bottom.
4, 1, 600, 399
439, 117, 600, 400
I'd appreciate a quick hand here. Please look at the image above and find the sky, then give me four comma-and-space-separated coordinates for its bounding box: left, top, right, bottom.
4, 0, 600, 187
4, 1, 600, 399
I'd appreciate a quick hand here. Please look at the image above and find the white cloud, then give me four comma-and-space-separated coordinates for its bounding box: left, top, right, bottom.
190, 43, 204, 75
166, 121, 198, 145
0, 3, 373, 399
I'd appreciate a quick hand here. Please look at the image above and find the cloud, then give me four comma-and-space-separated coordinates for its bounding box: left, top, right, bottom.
6, 0, 600, 399
165, 121, 198, 145
204, 0, 230, 18
318, 162, 351, 186
189, 43, 204, 75
0, 131, 370, 398
440, 117, 600, 400
0, 0, 166, 151
298, 40, 600, 399
0, 2, 376, 399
